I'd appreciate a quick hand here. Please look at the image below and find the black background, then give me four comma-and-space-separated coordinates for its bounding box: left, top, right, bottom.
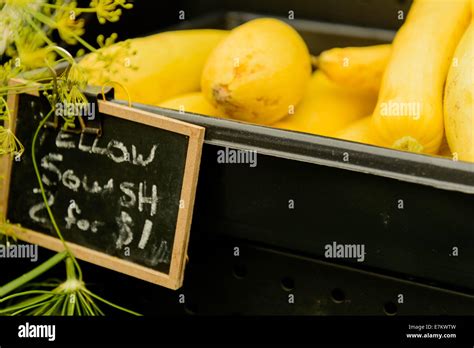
76, 0, 413, 43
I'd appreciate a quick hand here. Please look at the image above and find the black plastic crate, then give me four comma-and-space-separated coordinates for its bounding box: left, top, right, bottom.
111, 11, 474, 294
5, 237, 473, 315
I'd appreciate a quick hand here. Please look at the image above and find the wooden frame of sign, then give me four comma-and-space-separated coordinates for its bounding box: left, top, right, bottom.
0, 79, 205, 290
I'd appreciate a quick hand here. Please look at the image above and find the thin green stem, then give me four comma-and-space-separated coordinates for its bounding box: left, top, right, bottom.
10, 298, 57, 316
24, 14, 56, 48
67, 32, 97, 52
60, 292, 68, 315
31, 297, 58, 316
67, 293, 75, 316
77, 291, 94, 315
0, 82, 54, 94
30, 305, 45, 316
26, 7, 97, 53
44, 295, 65, 315
39, 3, 97, 13
81, 291, 104, 315
0, 290, 53, 303
85, 289, 141, 316
0, 293, 53, 314
0, 96, 12, 125
0, 251, 68, 297
75, 295, 82, 316
65, 257, 76, 281
31, 108, 83, 280
21, 280, 61, 289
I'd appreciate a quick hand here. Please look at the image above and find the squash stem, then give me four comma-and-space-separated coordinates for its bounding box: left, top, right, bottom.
393, 136, 424, 153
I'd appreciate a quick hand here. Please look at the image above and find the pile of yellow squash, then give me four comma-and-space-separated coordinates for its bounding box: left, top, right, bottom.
80, 0, 473, 163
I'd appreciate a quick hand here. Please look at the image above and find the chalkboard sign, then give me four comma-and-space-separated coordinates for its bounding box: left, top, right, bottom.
0, 82, 204, 289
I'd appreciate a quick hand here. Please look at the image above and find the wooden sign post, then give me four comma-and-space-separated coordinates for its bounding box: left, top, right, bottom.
0, 82, 204, 290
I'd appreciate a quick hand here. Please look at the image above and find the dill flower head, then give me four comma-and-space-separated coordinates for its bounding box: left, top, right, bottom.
54, 3, 85, 45
89, 0, 133, 24
0, 60, 22, 86
12, 28, 55, 69
80, 33, 137, 85
51, 62, 88, 130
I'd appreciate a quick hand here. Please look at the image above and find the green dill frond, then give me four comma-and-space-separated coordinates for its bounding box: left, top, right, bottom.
80, 34, 137, 85
0, 0, 137, 318
0, 96, 23, 158
0, 257, 141, 316
0, 60, 23, 86
0, 126, 24, 157
0, 220, 19, 242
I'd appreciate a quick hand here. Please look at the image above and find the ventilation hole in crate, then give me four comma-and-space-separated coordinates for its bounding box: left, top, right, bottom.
331, 288, 345, 303
281, 277, 295, 291
384, 302, 397, 316
397, 0, 407, 4
184, 302, 198, 315
232, 263, 247, 279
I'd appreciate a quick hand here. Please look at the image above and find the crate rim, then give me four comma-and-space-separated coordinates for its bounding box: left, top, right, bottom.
116, 100, 474, 195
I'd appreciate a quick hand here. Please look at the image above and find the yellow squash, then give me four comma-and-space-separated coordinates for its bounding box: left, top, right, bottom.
272, 71, 377, 137
372, 0, 471, 154
158, 92, 227, 118
335, 116, 380, 146
444, 22, 474, 162
438, 136, 454, 159
317, 44, 391, 94
201, 18, 312, 125
79, 29, 228, 105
